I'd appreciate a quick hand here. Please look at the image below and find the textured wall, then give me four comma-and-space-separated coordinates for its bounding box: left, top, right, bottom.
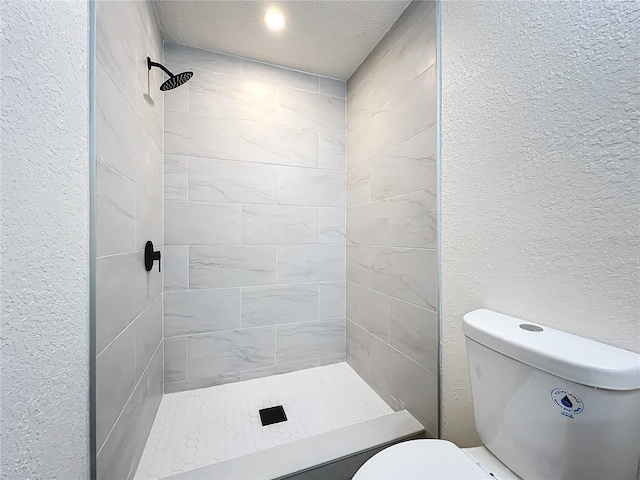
0, 1, 90, 477
345, 1, 439, 437
441, 0, 640, 446
95, 1, 164, 478
162, 43, 347, 393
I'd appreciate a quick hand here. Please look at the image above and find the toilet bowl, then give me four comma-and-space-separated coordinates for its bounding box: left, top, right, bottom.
353, 439, 520, 479
353, 309, 640, 480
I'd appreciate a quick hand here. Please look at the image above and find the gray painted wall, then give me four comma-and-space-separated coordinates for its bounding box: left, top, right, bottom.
345, 1, 439, 437
440, 0, 640, 446
0, 0, 90, 477
162, 43, 347, 393
95, 1, 164, 478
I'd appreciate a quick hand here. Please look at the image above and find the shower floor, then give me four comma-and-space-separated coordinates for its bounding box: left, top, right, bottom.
134, 362, 393, 480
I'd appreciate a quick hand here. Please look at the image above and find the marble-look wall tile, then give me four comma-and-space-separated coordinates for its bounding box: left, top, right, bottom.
242, 204, 318, 245
277, 245, 345, 283
318, 133, 346, 171
163, 76, 189, 111
242, 59, 318, 92
189, 70, 277, 123
164, 373, 241, 394
164, 42, 241, 77
347, 245, 371, 287
96, 161, 135, 256
346, 103, 391, 169
318, 281, 346, 319
370, 127, 437, 199
96, 250, 162, 353
370, 247, 437, 310
164, 201, 241, 245
346, 282, 390, 342
277, 87, 345, 134
164, 246, 189, 291
389, 189, 437, 248
370, 336, 438, 435
347, 201, 389, 246
346, 319, 371, 380
164, 336, 186, 384
187, 327, 276, 379
347, 74, 371, 131
164, 155, 188, 201
241, 359, 318, 381
164, 289, 241, 337
241, 284, 318, 327
241, 121, 318, 167
190, 246, 276, 289
165, 110, 241, 160
276, 318, 345, 363
277, 166, 345, 207
135, 186, 162, 250
319, 77, 346, 98
319, 207, 346, 244
188, 157, 276, 204
96, 320, 136, 449
389, 298, 437, 373
133, 296, 163, 378
347, 161, 371, 207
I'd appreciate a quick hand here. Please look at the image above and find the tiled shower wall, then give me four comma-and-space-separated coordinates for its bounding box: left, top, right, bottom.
95, 1, 164, 478
162, 43, 347, 393
345, 1, 439, 437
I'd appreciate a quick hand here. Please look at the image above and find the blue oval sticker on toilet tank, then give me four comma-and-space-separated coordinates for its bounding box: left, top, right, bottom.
551, 388, 584, 418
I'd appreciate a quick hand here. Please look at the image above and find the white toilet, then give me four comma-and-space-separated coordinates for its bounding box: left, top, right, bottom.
353, 309, 640, 479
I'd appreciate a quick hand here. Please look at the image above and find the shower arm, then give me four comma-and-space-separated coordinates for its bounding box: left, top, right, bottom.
147, 57, 175, 78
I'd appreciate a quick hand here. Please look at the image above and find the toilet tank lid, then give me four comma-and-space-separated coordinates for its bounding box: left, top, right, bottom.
463, 309, 640, 390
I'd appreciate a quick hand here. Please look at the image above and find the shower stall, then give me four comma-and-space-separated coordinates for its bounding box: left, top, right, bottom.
93, 1, 438, 478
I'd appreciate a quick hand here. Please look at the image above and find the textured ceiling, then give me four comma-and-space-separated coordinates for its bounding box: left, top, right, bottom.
153, 1, 411, 80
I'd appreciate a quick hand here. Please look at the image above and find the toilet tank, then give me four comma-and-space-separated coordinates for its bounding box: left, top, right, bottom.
463, 309, 640, 480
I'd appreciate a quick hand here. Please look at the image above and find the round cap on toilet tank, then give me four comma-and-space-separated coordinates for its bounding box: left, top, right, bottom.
462, 309, 640, 390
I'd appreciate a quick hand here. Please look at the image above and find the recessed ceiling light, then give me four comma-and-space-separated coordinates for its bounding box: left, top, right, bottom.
264, 8, 285, 32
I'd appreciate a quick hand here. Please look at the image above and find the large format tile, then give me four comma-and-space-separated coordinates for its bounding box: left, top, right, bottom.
370, 247, 437, 310
242, 204, 318, 245
277, 87, 345, 134
164, 42, 241, 77
135, 186, 162, 250
318, 133, 346, 171
346, 103, 390, 169
319, 77, 346, 98
347, 201, 389, 246
319, 207, 346, 244
164, 336, 187, 384
165, 110, 241, 160
347, 161, 371, 207
318, 281, 346, 319
187, 327, 276, 379
188, 157, 276, 204
164, 289, 242, 337
241, 121, 317, 167
164, 201, 241, 245
96, 320, 136, 450
347, 245, 371, 287
276, 245, 345, 283
346, 319, 371, 380
190, 246, 276, 289
370, 336, 438, 435
346, 282, 390, 342
164, 155, 188, 201
370, 126, 437, 199
242, 59, 318, 92
96, 160, 135, 256
189, 69, 276, 123
96, 250, 162, 353
276, 318, 345, 363
347, 74, 371, 131
241, 284, 318, 327
277, 166, 345, 207
389, 189, 437, 249
389, 298, 437, 372
133, 296, 163, 378
163, 246, 189, 291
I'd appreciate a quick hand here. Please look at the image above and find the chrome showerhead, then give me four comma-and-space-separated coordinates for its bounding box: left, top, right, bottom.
147, 57, 193, 91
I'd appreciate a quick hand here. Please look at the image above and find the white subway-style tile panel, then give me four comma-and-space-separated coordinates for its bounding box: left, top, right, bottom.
164, 201, 241, 246
241, 121, 318, 168
242, 204, 319, 245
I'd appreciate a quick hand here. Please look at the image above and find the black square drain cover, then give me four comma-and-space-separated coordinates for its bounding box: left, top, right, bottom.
259, 405, 287, 426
